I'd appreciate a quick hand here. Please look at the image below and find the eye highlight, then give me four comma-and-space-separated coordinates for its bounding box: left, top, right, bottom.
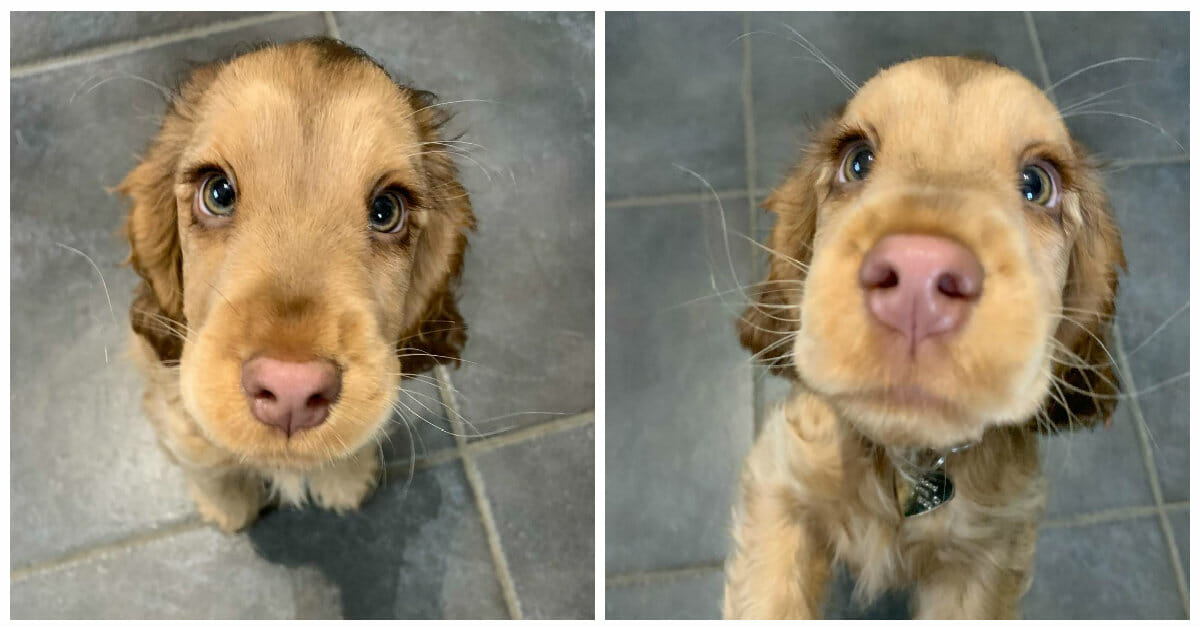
368, 191, 407, 233
197, 172, 236, 217
1019, 161, 1058, 207
840, 143, 875, 182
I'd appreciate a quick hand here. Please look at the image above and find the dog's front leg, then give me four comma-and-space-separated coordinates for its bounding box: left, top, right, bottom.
911, 529, 1037, 619
306, 444, 381, 512
723, 478, 831, 619
186, 467, 267, 532
724, 396, 844, 619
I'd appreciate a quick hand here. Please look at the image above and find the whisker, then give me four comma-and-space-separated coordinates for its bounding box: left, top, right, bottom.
1044, 56, 1154, 93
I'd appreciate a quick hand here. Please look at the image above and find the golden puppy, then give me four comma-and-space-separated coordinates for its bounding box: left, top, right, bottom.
121, 38, 475, 532
724, 56, 1124, 619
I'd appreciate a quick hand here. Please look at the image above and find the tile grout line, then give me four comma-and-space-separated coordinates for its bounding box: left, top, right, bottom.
10, 517, 205, 582
467, 410, 595, 456
1112, 324, 1189, 617
1024, 12, 1055, 105
323, 11, 341, 40
606, 189, 752, 210
435, 364, 524, 620
383, 408, 594, 471
1106, 155, 1191, 169
742, 11, 765, 439
10, 12, 309, 79
1041, 501, 1189, 529
606, 561, 725, 588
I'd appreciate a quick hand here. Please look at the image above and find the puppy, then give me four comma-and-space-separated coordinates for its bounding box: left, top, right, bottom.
120, 38, 475, 532
724, 56, 1124, 619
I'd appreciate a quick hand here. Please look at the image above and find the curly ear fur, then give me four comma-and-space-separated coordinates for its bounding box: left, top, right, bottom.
1036, 146, 1126, 433
119, 63, 222, 364
737, 122, 836, 378
394, 87, 476, 375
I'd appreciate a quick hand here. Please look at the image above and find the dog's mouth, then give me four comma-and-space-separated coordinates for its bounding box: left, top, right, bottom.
842, 384, 964, 415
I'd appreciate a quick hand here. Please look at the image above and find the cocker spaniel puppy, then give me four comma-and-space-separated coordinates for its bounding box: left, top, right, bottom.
120, 38, 475, 532
724, 56, 1124, 619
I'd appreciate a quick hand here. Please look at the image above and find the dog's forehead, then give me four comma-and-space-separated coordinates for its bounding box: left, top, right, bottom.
843, 58, 1071, 162
194, 49, 424, 182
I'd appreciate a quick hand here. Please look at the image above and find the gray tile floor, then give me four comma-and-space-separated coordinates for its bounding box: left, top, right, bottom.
11, 11, 594, 619
606, 11, 1188, 619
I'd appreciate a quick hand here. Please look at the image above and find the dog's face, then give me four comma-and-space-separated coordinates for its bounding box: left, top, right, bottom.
741, 57, 1124, 449
122, 39, 474, 467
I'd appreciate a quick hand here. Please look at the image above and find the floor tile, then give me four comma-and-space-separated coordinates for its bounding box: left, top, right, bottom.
1040, 404, 1154, 519
10, 13, 328, 568
336, 12, 596, 439
1033, 12, 1188, 160
11, 525, 335, 619
1023, 517, 1185, 619
749, 12, 1044, 192
473, 423, 596, 619
606, 570, 725, 620
10, 11, 264, 66
606, 12, 748, 199
1105, 163, 1190, 503
13, 461, 504, 619
605, 202, 755, 574
385, 375, 456, 461
247, 461, 507, 619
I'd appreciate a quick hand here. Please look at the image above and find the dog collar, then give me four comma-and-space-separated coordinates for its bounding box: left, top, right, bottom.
890, 442, 974, 518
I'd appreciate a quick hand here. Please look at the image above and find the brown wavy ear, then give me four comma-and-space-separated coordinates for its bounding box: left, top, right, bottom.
737, 121, 841, 378
395, 88, 476, 376
1037, 144, 1126, 432
119, 63, 222, 364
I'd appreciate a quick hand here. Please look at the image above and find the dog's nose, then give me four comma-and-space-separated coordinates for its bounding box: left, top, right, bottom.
859, 234, 983, 348
241, 356, 341, 435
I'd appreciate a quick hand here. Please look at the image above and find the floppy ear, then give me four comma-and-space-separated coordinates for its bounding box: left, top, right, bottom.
394, 88, 477, 375
737, 123, 837, 378
119, 64, 221, 364
1037, 146, 1126, 432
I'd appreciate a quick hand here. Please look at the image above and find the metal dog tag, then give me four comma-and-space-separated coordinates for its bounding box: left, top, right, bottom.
894, 457, 954, 518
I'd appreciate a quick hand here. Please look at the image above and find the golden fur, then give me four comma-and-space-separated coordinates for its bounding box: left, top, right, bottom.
121, 38, 475, 531
724, 57, 1124, 619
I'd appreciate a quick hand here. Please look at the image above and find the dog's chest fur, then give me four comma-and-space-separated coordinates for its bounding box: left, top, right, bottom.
748, 391, 1046, 605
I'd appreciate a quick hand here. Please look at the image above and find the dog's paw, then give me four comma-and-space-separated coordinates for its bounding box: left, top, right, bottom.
308, 451, 380, 513
189, 476, 265, 532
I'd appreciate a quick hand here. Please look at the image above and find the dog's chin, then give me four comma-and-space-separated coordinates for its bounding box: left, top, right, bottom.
809, 373, 1049, 449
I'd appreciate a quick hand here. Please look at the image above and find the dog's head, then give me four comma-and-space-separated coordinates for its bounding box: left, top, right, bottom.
740, 57, 1124, 449
121, 38, 475, 466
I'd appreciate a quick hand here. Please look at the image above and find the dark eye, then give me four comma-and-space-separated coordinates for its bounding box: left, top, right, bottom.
198, 172, 236, 216
841, 144, 875, 182
1019, 162, 1057, 206
368, 191, 407, 233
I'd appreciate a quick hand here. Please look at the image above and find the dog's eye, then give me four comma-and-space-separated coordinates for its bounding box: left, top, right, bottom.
198, 173, 236, 216
841, 144, 875, 182
1019, 163, 1057, 206
368, 191, 407, 233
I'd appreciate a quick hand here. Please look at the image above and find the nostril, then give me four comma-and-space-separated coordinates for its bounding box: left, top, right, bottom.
936, 271, 982, 300
860, 262, 900, 290
876, 268, 899, 290
937, 273, 965, 298
306, 393, 329, 408
254, 390, 277, 403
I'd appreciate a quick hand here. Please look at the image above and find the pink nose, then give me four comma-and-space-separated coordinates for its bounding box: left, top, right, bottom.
241, 356, 341, 436
859, 234, 983, 349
